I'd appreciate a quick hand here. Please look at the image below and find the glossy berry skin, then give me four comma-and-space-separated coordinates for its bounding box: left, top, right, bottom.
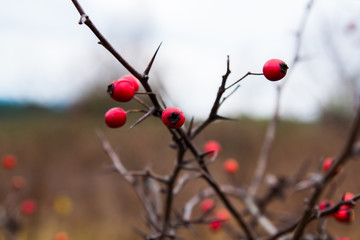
224, 158, 239, 174
200, 198, 215, 213
107, 80, 135, 102
105, 108, 127, 128
333, 208, 355, 223
263, 59, 288, 81
2, 154, 17, 170
322, 157, 341, 175
161, 107, 185, 129
120, 74, 140, 92
203, 140, 221, 156
216, 209, 230, 222
21, 199, 37, 216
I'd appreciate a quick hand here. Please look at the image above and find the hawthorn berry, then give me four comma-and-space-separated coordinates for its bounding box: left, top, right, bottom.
120, 74, 140, 92
341, 192, 355, 209
54, 231, 69, 240
200, 198, 215, 213
215, 209, 230, 222
161, 107, 185, 129
263, 59, 288, 81
105, 107, 127, 128
322, 157, 341, 175
21, 199, 37, 216
2, 154, 17, 170
209, 220, 221, 231
318, 199, 334, 211
203, 140, 221, 156
223, 158, 239, 174
333, 208, 354, 223
107, 80, 135, 102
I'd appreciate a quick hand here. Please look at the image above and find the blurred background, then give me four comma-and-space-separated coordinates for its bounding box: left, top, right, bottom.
1, 0, 360, 239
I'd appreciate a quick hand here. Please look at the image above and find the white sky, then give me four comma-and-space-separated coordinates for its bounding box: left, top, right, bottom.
1, 0, 360, 121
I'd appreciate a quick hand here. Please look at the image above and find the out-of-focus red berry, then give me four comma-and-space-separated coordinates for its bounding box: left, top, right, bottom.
322, 157, 341, 175
209, 220, 221, 232
200, 199, 215, 213
333, 208, 355, 223
54, 231, 69, 240
318, 199, 334, 211
203, 140, 221, 156
341, 192, 355, 209
21, 199, 37, 216
2, 154, 17, 170
216, 209, 230, 222
224, 158, 239, 174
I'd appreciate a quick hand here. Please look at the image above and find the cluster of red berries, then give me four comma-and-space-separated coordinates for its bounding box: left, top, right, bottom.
105, 74, 140, 128
1, 154, 37, 216
199, 198, 231, 231
318, 192, 356, 223
105, 74, 186, 129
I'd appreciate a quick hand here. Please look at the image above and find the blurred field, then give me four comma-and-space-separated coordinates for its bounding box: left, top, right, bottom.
0, 102, 359, 240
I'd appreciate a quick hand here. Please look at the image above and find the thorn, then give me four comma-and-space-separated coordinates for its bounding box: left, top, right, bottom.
129, 108, 155, 129
187, 117, 194, 136
144, 42, 163, 76
215, 115, 236, 121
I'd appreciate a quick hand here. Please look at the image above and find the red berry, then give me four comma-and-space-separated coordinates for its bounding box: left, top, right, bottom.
2, 154, 17, 170
161, 107, 185, 129
318, 199, 334, 211
216, 209, 230, 222
107, 80, 135, 102
120, 74, 140, 92
322, 157, 341, 175
209, 220, 221, 231
224, 158, 239, 174
263, 59, 288, 81
200, 199, 215, 213
21, 199, 37, 216
203, 140, 221, 156
341, 192, 355, 209
54, 231, 69, 240
333, 208, 355, 223
337, 238, 350, 240
105, 108, 127, 128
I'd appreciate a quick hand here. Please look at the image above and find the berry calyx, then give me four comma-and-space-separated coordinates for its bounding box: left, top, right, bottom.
2, 154, 17, 170
333, 208, 355, 223
203, 140, 221, 156
161, 107, 185, 129
21, 199, 37, 216
200, 198, 215, 213
105, 107, 127, 128
263, 59, 288, 81
224, 158, 239, 174
322, 157, 341, 175
120, 74, 140, 92
107, 80, 135, 102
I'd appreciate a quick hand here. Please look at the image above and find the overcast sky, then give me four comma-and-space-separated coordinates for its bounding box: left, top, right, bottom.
1, 0, 360, 121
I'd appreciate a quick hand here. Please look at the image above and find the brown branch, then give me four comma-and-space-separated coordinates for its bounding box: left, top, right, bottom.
292, 103, 360, 239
